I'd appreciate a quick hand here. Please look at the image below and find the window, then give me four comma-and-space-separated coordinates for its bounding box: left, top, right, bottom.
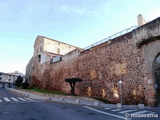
38, 55, 41, 62
57, 48, 60, 54
58, 42, 60, 45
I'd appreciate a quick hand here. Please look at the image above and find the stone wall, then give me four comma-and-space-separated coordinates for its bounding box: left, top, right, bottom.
31, 32, 145, 105
29, 17, 160, 106
26, 56, 34, 81
62, 48, 81, 62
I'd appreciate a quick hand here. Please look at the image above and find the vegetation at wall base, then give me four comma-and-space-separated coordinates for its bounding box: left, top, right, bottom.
18, 86, 115, 104
27, 87, 65, 95
22, 82, 29, 89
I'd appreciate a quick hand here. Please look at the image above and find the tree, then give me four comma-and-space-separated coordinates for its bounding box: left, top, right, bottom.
65, 78, 82, 95
15, 76, 23, 87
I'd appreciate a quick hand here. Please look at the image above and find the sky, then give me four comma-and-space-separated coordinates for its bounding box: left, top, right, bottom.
0, 0, 160, 74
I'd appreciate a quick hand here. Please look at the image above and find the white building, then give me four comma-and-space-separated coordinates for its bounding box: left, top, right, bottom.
0, 72, 17, 84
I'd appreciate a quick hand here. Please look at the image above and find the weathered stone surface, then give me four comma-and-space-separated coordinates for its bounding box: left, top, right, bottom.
27, 17, 160, 106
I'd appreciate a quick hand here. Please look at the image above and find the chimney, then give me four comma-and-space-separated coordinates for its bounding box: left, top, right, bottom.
137, 14, 147, 27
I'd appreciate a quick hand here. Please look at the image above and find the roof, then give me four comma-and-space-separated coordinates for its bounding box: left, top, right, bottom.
0, 72, 17, 76
45, 51, 63, 58
34, 35, 82, 49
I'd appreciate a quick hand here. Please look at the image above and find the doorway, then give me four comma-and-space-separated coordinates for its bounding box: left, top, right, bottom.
153, 54, 160, 104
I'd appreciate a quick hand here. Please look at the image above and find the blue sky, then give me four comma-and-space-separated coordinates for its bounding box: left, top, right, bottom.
0, 0, 160, 74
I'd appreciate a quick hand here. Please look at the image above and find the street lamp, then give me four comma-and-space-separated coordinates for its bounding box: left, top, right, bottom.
118, 80, 123, 107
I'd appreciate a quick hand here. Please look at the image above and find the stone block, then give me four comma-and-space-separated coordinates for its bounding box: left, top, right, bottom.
94, 101, 99, 106
138, 103, 144, 109
75, 99, 80, 104
60, 98, 64, 101
117, 103, 122, 108
27, 94, 29, 97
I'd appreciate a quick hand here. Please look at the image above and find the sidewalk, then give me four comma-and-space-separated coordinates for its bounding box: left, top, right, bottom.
6, 87, 159, 110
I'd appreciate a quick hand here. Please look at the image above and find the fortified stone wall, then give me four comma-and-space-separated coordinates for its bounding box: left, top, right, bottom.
30, 17, 160, 106
31, 32, 145, 105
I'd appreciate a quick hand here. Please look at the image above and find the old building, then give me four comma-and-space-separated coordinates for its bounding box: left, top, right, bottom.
0, 72, 17, 85
26, 36, 81, 81
34, 35, 79, 64
26, 16, 160, 107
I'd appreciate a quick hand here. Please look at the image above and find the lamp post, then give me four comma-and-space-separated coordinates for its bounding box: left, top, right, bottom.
118, 80, 123, 107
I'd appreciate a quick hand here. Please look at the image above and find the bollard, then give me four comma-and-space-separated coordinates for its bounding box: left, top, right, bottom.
117, 103, 122, 108
48, 97, 51, 101
60, 98, 64, 101
94, 101, 99, 106
75, 99, 80, 104
138, 104, 144, 109
27, 94, 29, 97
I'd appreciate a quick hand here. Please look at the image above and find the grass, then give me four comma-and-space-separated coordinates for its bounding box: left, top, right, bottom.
18, 86, 115, 104
23, 87, 65, 95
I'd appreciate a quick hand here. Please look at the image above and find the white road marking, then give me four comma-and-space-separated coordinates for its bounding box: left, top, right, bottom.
0, 99, 2, 102
119, 109, 137, 114
131, 110, 149, 114
84, 106, 131, 120
4, 97, 11, 102
149, 112, 155, 114
104, 108, 112, 110
24, 98, 33, 101
111, 109, 122, 111
17, 97, 26, 101
11, 97, 19, 102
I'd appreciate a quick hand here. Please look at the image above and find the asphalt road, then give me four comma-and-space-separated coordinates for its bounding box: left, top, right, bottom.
0, 86, 160, 120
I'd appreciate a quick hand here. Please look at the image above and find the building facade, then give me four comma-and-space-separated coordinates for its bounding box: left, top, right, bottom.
0, 72, 17, 85
26, 36, 80, 81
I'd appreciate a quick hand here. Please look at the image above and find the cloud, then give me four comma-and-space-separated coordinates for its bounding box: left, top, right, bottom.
59, 5, 99, 17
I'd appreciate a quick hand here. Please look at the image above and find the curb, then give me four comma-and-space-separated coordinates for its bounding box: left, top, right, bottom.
6, 88, 102, 106
6, 88, 159, 110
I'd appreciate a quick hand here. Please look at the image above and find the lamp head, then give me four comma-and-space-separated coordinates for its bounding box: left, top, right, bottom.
118, 80, 122, 84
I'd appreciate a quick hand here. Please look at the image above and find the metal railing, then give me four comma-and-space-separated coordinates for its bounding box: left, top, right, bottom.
84, 26, 137, 50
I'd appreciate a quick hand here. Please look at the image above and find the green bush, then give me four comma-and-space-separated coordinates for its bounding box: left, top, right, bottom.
15, 76, 23, 87
22, 82, 29, 89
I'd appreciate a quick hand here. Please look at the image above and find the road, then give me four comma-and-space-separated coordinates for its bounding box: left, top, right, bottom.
0, 86, 160, 120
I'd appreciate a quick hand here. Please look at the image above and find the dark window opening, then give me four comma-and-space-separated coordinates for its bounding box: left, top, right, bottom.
38, 55, 41, 62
